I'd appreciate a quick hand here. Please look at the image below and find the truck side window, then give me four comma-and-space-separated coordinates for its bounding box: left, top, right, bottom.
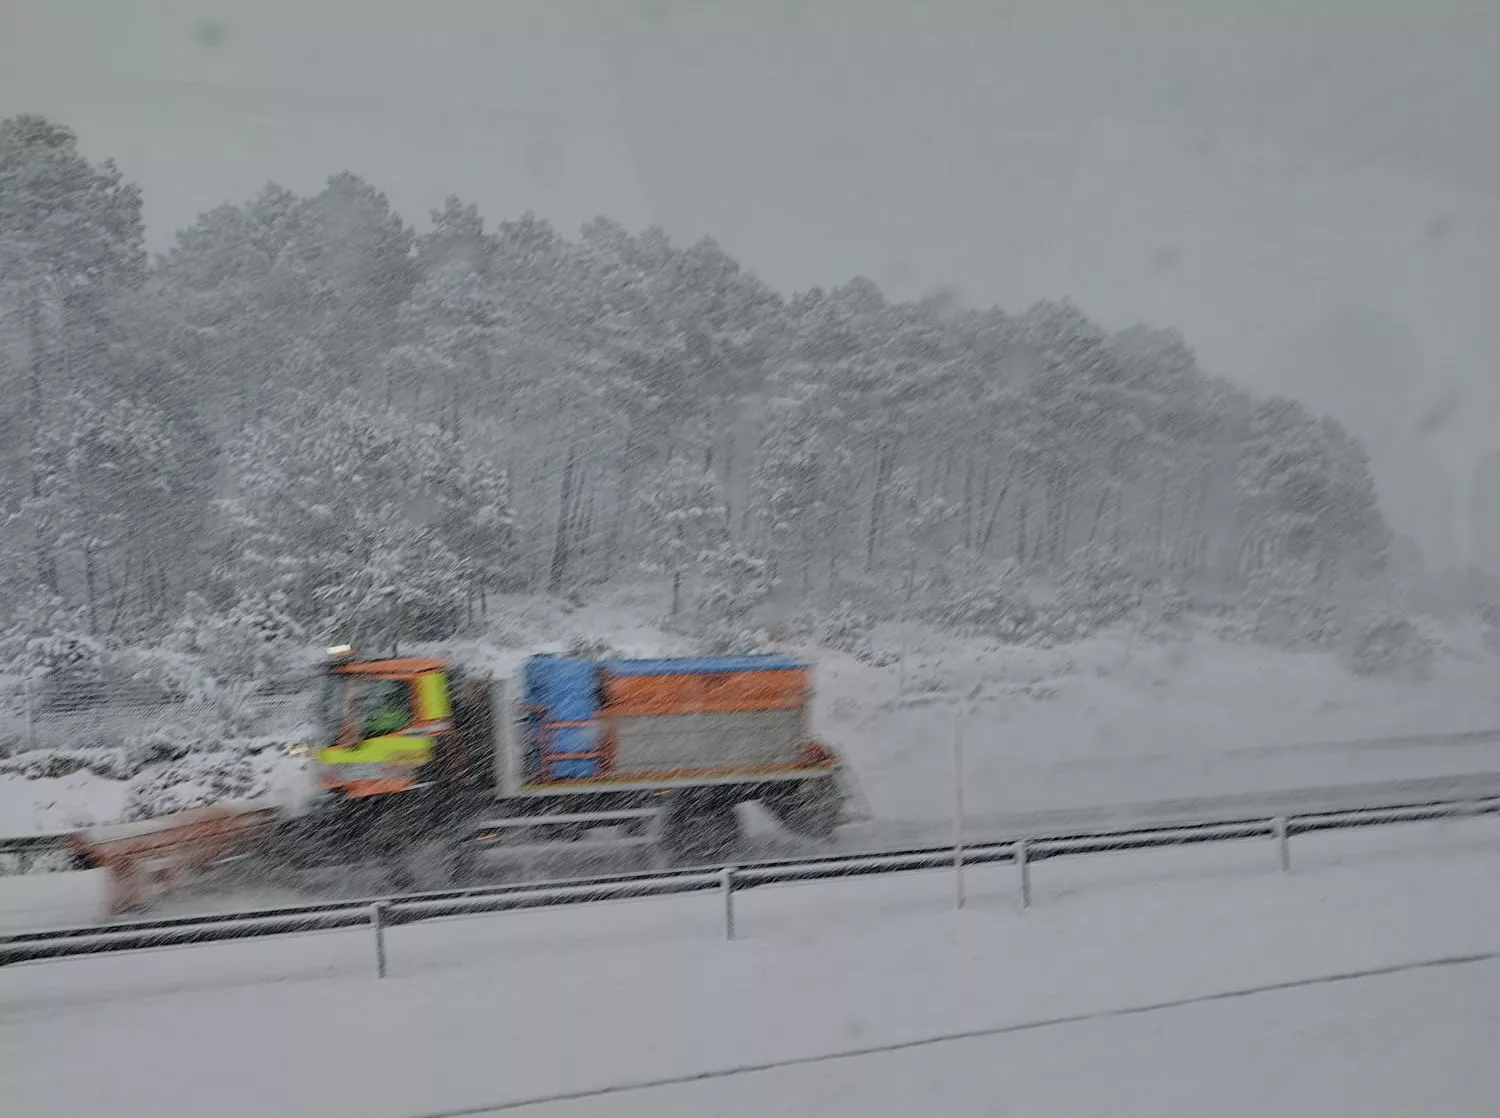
361, 680, 412, 738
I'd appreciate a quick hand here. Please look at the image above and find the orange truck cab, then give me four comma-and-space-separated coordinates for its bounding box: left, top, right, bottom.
313, 652, 457, 798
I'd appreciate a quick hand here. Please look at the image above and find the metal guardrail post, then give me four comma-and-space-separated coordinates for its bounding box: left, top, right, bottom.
371, 902, 387, 978
1016, 838, 1031, 909
1273, 817, 1290, 872
953, 716, 966, 910
721, 867, 736, 941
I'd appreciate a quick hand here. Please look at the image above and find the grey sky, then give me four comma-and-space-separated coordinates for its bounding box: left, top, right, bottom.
3, 0, 1497, 569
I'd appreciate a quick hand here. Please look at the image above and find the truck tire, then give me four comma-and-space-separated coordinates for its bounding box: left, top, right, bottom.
762, 776, 842, 841
386, 839, 463, 893
663, 790, 744, 866
448, 841, 480, 886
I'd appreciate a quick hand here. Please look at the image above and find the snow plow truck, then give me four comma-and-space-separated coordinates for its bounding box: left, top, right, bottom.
67, 647, 856, 914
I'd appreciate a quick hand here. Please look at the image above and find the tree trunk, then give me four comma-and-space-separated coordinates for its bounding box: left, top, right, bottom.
573, 463, 594, 580
1015, 489, 1029, 563
1314, 545, 1334, 592
1086, 484, 1111, 547
107, 554, 132, 633
800, 515, 812, 594
25, 299, 58, 594
603, 429, 637, 580
723, 429, 738, 533
962, 446, 978, 550
1110, 472, 1128, 557
84, 543, 99, 634
979, 458, 1018, 554
866, 445, 893, 570
547, 447, 578, 594
1152, 472, 1170, 568
1045, 463, 1069, 565
1187, 463, 1212, 576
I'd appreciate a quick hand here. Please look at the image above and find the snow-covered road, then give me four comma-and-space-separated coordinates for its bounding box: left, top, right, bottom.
515, 960, 1499, 1118
4, 816, 1500, 1117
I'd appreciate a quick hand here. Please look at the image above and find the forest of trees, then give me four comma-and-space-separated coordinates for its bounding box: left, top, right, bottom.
0, 115, 1394, 666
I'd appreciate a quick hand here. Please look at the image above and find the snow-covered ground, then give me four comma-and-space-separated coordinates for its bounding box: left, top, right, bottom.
0, 768, 127, 836
818, 619, 1500, 826
5, 603, 1500, 837
4, 817, 1499, 1117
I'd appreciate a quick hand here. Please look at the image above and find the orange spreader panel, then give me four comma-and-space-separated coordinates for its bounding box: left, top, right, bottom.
602, 668, 809, 717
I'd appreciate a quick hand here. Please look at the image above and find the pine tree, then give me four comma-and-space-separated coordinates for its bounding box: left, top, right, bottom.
19, 388, 204, 633
696, 546, 773, 632
636, 456, 729, 615
0, 116, 145, 593
386, 259, 502, 430
221, 389, 516, 642
748, 390, 830, 588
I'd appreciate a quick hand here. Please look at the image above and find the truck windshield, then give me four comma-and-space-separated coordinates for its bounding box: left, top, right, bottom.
313, 676, 413, 744
360, 680, 412, 737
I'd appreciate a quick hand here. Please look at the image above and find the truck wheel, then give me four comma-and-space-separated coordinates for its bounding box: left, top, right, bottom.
386, 839, 462, 894
441, 841, 479, 887
663, 791, 744, 866
762, 776, 842, 841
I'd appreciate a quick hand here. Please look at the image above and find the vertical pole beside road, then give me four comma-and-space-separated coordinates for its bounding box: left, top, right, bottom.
372, 902, 387, 978
721, 867, 736, 940
1016, 838, 1031, 909
1273, 817, 1290, 872
24, 674, 37, 753
953, 716, 966, 910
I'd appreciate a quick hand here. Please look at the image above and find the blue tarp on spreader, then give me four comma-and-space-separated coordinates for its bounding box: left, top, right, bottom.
598, 655, 808, 677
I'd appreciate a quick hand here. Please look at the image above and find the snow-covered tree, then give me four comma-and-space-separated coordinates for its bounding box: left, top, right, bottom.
429, 452, 520, 610
12, 387, 208, 632
695, 546, 773, 633
221, 390, 515, 644
1235, 398, 1385, 588
889, 466, 961, 602
288, 173, 415, 389
636, 456, 729, 615
0, 116, 146, 590
313, 515, 472, 651
416, 195, 492, 274
1056, 544, 1145, 636
749, 389, 834, 587
386, 260, 502, 434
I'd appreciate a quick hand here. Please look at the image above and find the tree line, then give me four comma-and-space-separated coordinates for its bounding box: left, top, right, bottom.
0, 115, 1390, 656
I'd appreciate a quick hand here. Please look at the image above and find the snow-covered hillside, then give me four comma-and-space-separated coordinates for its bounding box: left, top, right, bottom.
817, 616, 1500, 826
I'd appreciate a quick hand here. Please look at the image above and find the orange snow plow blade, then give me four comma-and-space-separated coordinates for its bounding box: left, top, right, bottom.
65, 802, 280, 920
